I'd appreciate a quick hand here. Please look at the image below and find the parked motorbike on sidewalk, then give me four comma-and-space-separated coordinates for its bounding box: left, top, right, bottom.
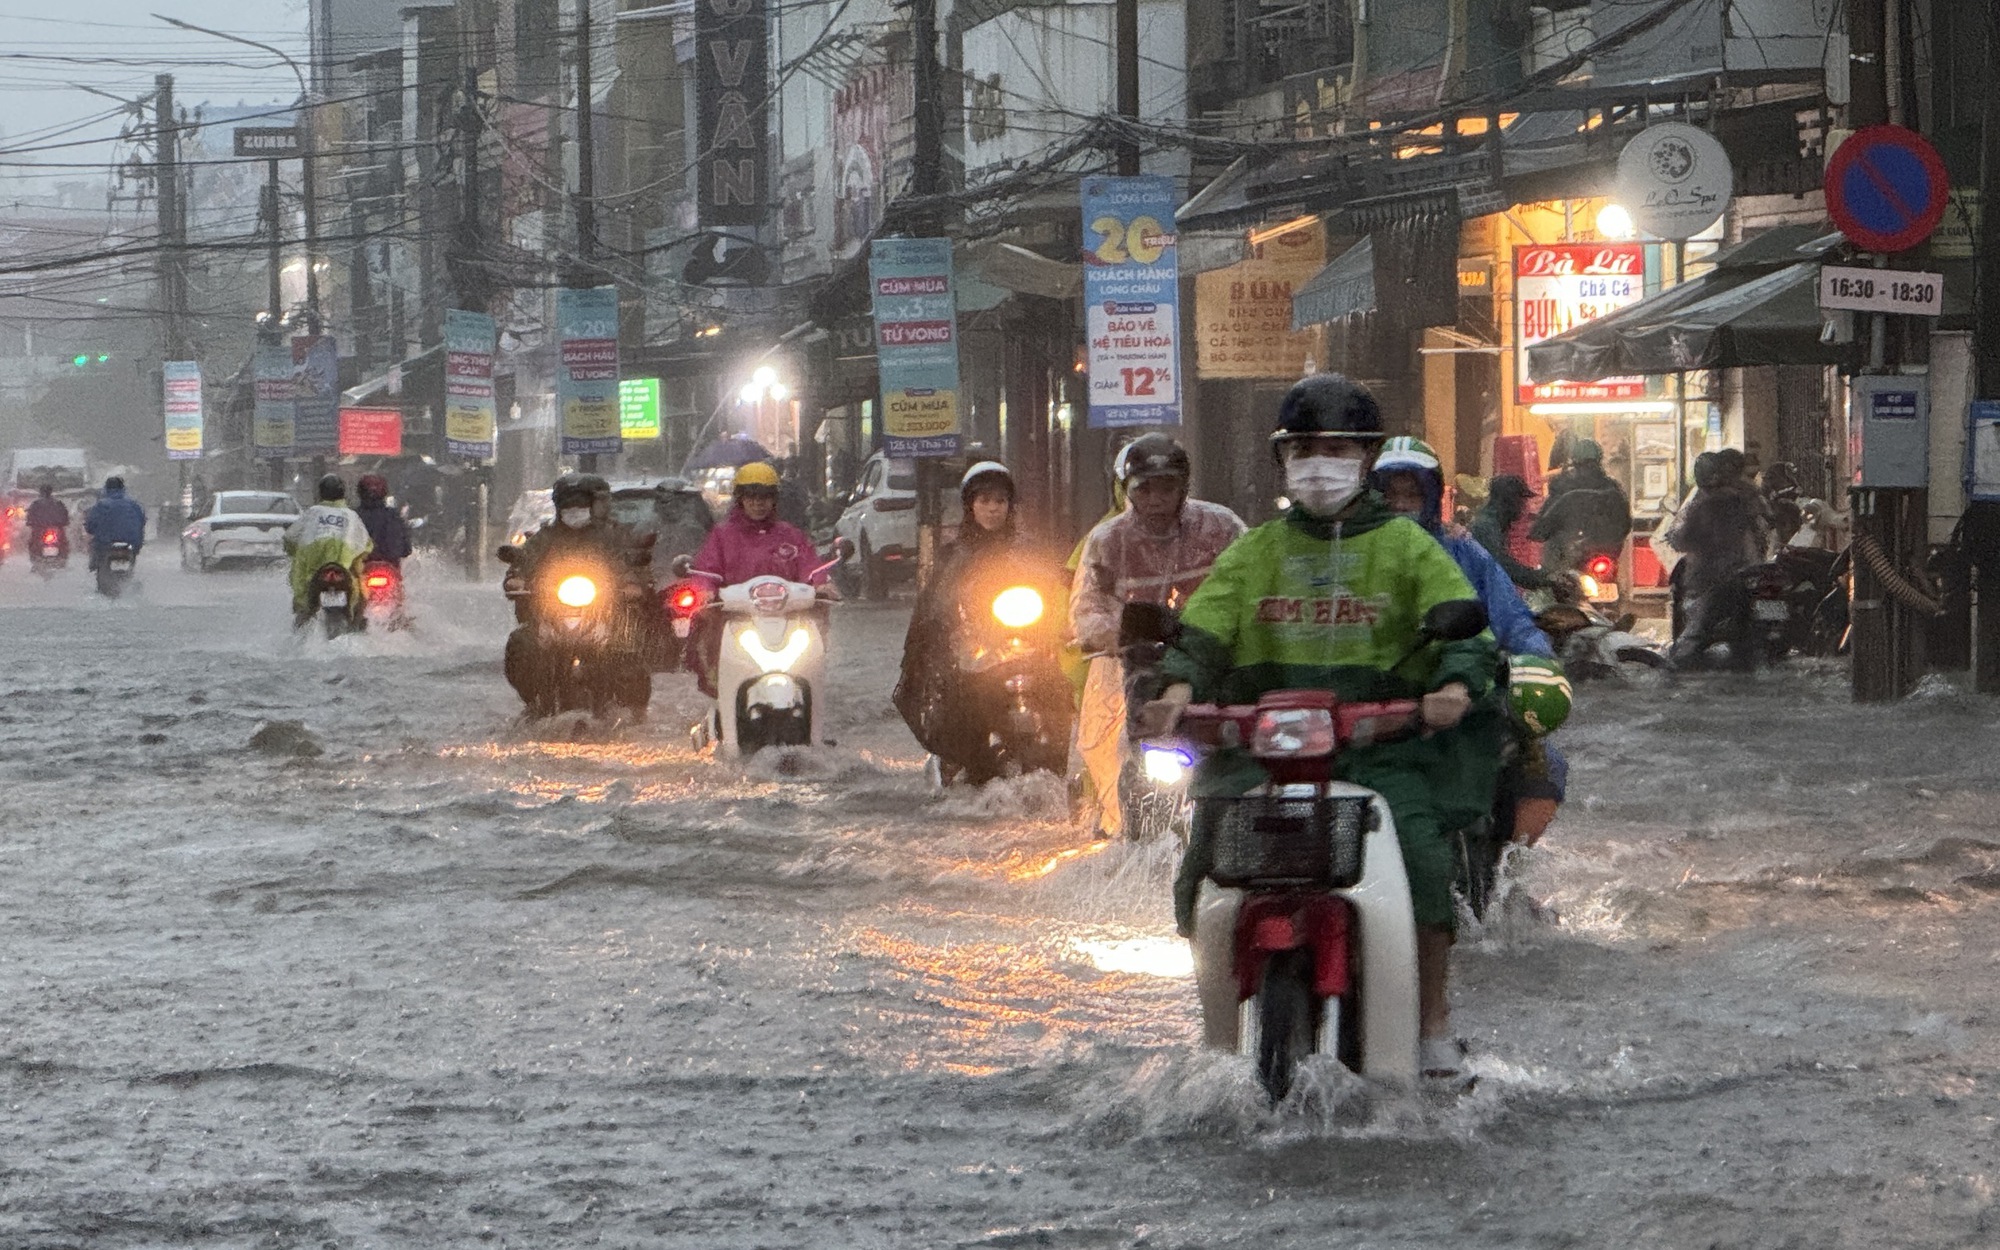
95, 542, 137, 598
1742, 545, 1845, 662
500, 545, 652, 718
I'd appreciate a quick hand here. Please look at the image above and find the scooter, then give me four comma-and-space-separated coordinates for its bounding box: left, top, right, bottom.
1534, 572, 1665, 680
1742, 544, 1843, 662
95, 542, 137, 598
1173, 601, 1489, 1102
938, 561, 1071, 784
29, 527, 68, 577
359, 558, 409, 631
305, 562, 361, 638
499, 545, 652, 718
1117, 601, 1194, 843
692, 543, 845, 756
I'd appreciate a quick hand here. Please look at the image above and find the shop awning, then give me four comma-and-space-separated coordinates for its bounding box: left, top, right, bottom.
1292, 236, 1375, 330
343, 344, 444, 406
1524, 226, 1858, 381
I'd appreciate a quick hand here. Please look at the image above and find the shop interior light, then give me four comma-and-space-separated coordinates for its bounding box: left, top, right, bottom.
1527, 401, 1679, 416
1596, 203, 1636, 240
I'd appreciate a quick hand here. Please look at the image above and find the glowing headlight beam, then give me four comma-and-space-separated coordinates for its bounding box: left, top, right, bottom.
738, 626, 811, 674
556, 575, 599, 607
991, 585, 1044, 630
1142, 746, 1190, 785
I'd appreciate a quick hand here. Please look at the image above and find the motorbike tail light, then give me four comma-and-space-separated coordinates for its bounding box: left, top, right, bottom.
1251, 707, 1337, 759
1584, 554, 1617, 582
672, 585, 702, 612
364, 572, 393, 591
40, 529, 59, 543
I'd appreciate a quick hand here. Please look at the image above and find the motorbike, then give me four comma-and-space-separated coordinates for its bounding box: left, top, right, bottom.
1533, 571, 1665, 680
1117, 601, 1194, 843
935, 562, 1072, 784
305, 562, 361, 637
1742, 544, 1844, 662
499, 545, 653, 718
30, 527, 68, 577
359, 558, 409, 631
692, 550, 843, 757
1575, 550, 1621, 608
1167, 601, 1489, 1102
95, 542, 137, 598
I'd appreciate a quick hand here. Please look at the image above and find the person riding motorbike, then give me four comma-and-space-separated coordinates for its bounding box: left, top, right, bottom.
1666, 449, 1768, 669
1372, 436, 1566, 849
1469, 474, 1549, 592
353, 473, 412, 568
25, 484, 70, 559
894, 461, 1071, 782
1529, 437, 1631, 577
686, 461, 836, 698
284, 475, 373, 626
1136, 374, 1499, 1082
1057, 443, 1138, 704
1070, 433, 1246, 839
83, 476, 146, 572
503, 473, 649, 704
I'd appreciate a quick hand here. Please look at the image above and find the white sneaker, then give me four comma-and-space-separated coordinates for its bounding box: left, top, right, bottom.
1421, 1036, 1470, 1085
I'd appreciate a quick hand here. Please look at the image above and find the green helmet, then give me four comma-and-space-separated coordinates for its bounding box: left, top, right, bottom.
1372, 435, 1441, 474
1509, 655, 1572, 736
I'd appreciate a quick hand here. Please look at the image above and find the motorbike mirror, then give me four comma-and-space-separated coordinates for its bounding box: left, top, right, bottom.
1118, 601, 1180, 648
1419, 600, 1488, 644
670, 553, 694, 577
831, 536, 855, 561
496, 545, 520, 565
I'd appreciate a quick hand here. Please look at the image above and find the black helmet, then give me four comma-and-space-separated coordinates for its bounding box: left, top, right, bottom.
1271, 373, 1384, 454
104, 475, 125, 492
551, 473, 595, 510
1116, 433, 1191, 488
317, 474, 346, 502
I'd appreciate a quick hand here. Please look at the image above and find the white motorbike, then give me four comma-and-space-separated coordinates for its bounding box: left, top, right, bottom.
688, 547, 843, 756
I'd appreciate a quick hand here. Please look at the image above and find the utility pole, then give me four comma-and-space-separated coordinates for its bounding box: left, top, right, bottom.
155, 73, 192, 525
455, 66, 491, 579
573, 0, 600, 473
1972, 0, 2000, 691
1114, 0, 1139, 175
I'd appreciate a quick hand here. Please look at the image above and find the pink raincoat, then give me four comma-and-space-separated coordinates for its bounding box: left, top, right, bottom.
691, 505, 827, 586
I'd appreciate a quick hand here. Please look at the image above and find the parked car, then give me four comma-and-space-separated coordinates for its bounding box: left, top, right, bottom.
180, 491, 301, 571
832, 453, 918, 599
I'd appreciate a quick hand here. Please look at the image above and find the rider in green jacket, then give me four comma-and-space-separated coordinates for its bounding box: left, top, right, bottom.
1138, 374, 1499, 1078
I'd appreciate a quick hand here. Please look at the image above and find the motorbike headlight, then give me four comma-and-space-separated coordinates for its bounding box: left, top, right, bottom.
739, 626, 811, 674
1577, 573, 1602, 599
991, 585, 1044, 630
1251, 707, 1337, 759
556, 575, 598, 607
1142, 745, 1191, 785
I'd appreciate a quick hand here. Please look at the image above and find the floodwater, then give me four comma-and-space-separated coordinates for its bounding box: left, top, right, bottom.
2, 554, 1998, 1247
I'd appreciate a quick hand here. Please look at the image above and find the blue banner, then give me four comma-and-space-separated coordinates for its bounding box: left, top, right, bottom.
1081, 175, 1181, 428
868, 238, 961, 458
291, 334, 340, 454
558, 287, 622, 457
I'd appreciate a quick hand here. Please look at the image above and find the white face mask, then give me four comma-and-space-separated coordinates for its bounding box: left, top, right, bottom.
559, 507, 591, 529
1285, 456, 1364, 517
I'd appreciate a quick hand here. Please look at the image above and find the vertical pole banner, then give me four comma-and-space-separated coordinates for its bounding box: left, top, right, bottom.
290, 334, 340, 455
444, 308, 497, 459
163, 360, 203, 459
558, 286, 623, 456
868, 237, 961, 457
1081, 174, 1181, 428
253, 342, 295, 458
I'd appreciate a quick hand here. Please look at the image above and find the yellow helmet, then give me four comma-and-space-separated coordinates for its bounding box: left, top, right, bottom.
734, 461, 780, 491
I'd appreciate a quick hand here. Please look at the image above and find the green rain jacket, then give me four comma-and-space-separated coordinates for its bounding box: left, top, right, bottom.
284, 504, 374, 611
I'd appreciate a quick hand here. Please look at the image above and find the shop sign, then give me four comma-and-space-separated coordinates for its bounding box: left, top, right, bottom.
695, 0, 768, 227
1514, 243, 1646, 404
291, 335, 339, 455
868, 237, 961, 457
557, 286, 622, 456
1932, 190, 1979, 259
1081, 174, 1181, 428
444, 308, 497, 459
620, 377, 662, 440
1616, 122, 1732, 241
253, 343, 294, 457
163, 361, 202, 460
338, 408, 403, 457
1195, 218, 1325, 380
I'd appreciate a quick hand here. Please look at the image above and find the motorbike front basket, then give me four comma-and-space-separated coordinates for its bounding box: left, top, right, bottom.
1205, 793, 1371, 890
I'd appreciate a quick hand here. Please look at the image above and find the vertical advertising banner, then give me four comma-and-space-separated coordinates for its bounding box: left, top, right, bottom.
1081, 175, 1181, 428
695, 0, 768, 227
558, 286, 623, 456
253, 342, 295, 457
1513, 243, 1647, 404
868, 238, 962, 458
290, 334, 340, 455
444, 308, 497, 459
163, 360, 203, 459
619, 378, 662, 440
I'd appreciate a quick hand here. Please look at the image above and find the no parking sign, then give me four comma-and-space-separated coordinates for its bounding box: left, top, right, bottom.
1825, 125, 1949, 254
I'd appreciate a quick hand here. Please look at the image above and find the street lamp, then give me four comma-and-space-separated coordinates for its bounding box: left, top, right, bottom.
155, 13, 320, 330
738, 365, 791, 450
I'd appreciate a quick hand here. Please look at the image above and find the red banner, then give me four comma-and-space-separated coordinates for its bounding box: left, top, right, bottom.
338, 407, 403, 457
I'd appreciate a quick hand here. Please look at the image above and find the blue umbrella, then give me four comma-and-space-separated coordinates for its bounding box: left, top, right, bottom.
684, 436, 773, 472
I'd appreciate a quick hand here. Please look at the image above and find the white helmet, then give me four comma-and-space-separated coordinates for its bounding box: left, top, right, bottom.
960, 460, 1014, 502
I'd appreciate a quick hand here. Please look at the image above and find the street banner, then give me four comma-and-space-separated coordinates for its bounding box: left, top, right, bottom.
163, 360, 202, 460
1195, 218, 1324, 379
1080, 175, 1181, 428
557, 286, 623, 456
290, 334, 340, 455
253, 342, 294, 457
620, 377, 662, 440
338, 408, 403, 457
444, 308, 497, 459
1514, 243, 1646, 404
868, 237, 961, 458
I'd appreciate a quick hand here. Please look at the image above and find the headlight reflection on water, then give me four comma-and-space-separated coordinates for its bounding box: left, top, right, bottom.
1070, 935, 1194, 979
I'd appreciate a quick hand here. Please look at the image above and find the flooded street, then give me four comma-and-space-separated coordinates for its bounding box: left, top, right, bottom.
3, 556, 2000, 1248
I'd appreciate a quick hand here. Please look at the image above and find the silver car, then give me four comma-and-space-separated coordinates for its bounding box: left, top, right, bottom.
181, 491, 301, 571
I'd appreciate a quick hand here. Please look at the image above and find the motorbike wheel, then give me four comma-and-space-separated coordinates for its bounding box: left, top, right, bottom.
322, 609, 350, 640
1255, 949, 1317, 1104
619, 662, 652, 716
96, 569, 120, 598
1452, 819, 1502, 922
